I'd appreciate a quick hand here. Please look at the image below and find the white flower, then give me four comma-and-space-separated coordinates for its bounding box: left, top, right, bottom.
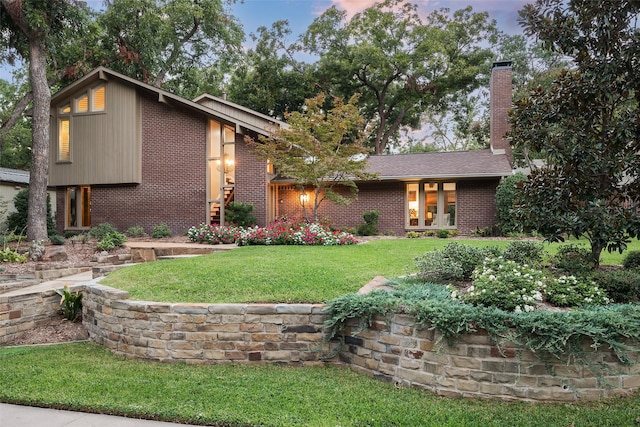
514, 306, 522, 313
524, 305, 535, 312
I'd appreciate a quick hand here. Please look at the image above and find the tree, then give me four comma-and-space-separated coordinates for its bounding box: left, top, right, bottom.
0, 77, 32, 169
510, 0, 640, 268
304, 0, 497, 154
246, 93, 376, 222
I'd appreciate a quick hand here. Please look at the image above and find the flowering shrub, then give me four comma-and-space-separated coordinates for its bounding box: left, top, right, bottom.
545, 275, 610, 307
187, 223, 239, 245
454, 257, 545, 312
236, 217, 358, 246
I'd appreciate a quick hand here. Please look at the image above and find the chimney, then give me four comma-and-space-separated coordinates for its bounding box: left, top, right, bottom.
489, 60, 513, 164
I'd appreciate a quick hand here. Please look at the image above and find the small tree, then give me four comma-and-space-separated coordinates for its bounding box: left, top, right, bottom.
495, 172, 526, 235
6, 189, 55, 236
246, 93, 376, 222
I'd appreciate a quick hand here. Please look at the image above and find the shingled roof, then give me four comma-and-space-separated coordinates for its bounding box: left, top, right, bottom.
364, 150, 512, 181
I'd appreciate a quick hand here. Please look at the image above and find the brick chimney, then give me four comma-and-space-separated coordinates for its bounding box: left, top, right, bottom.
489, 60, 513, 164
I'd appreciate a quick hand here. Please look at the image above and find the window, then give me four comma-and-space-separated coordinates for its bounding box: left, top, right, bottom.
92, 86, 105, 111
406, 182, 456, 228
66, 186, 91, 228
75, 94, 89, 113
58, 118, 70, 161
207, 120, 235, 224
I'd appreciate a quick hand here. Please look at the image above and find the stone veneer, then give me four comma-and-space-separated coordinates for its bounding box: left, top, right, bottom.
81, 281, 640, 402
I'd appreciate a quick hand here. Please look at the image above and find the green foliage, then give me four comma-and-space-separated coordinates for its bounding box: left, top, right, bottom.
622, 250, 640, 270
95, 232, 126, 252
89, 223, 118, 241
357, 210, 379, 236
502, 240, 545, 265
551, 244, 593, 275
511, 1, 640, 267
5, 189, 56, 236
49, 234, 65, 245
187, 224, 238, 245
545, 275, 610, 307
248, 93, 375, 223
495, 172, 526, 234
436, 229, 450, 239
124, 226, 146, 238
0, 247, 27, 263
55, 285, 83, 321
415, 242, 489, 283
225, 202, 257, 227
458, 258, 545, 312
151, 223, 172, 239
591, 269, 640, 304
324, 281, 640, 368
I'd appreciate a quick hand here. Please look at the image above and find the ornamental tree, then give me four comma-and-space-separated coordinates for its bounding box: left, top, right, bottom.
246, 93, 376, 223
510, 0, 640, 268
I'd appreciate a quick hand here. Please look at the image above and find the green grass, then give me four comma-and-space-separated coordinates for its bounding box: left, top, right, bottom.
1, 343, 638, 427
102, 238, 640, 304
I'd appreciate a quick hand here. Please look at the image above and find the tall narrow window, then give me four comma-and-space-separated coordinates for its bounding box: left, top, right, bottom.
58, 118, 70, 161
207, 120, 235, 225
424, 183, 438, 226
75, 94, 89, 113
92, 86, 105, 111
66, 186, 91, 228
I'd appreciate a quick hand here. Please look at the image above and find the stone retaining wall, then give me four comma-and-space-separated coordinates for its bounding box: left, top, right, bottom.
77, 283, 640, 401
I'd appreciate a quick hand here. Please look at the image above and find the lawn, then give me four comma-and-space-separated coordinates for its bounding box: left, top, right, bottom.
100, 237, 640, 303
1, 343, 638, 427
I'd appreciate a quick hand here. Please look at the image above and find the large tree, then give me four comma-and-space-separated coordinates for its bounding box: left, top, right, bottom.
510, 0, 640, 267
246, 93, 375, 223
303, 0, 497, 154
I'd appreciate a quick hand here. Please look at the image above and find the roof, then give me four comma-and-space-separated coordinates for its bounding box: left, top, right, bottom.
51, 67, 286, 136
0, 167, 29, 185
364, 150, 513, 180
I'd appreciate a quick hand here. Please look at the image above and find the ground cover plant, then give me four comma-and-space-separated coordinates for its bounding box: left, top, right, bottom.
1, 343, 638, 427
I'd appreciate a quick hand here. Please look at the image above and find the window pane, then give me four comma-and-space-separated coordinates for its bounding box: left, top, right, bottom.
424, 183, 437, 226
67, 188, 77, 227
92, 86, 105, 111
58, 118, 70, 161
208, 120, 221, 158
224, 125, 235, 143
81, 186, 91, 227
208, 160, 221, 200
76, 94, 88, 112
444, 182, 456, 227
60, 104, 71, 114
407, 183, 419, 227
223, 143, 235, 185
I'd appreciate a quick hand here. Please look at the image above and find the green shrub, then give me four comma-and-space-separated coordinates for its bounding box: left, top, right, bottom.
5, 189, 56, 236
64, 231, 81, 239
55, 285, 83, 321
443, 243, 487, 280
436, 229, 450, 238
415, 243, 486, 283
0, 247, 27, 263
622, 250, 640, 270
357, 210, 379, 236
96, 232, 127, 251
49, 234, 65, 245
495, 172, 526, 234
502, 240, 545, 266
591, 269, 640, 303
225, 202, 257, 227
406, 231, 422, 238
457, 257, 545, 312
545, 274, 610, 307
551, 244, 593, 274
124, 226, 147, 238
152, 223, 172, 238
89, 223, 118, 241
188, 224, 238, 244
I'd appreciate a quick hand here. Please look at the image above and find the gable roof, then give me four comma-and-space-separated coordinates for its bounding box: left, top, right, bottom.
365, 150, 513, 180
0, 167, 29, 185
51, 67, 286, 136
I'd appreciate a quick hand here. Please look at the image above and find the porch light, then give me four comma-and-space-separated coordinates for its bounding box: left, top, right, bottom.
300, 194, 309, 205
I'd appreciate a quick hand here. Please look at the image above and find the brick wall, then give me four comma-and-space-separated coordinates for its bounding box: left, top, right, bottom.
80, 283, 640, 401
456, 179, 500, 234
235, 133, 269, 227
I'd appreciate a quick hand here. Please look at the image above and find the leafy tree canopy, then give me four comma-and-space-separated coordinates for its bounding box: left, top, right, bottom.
246, 93, 376, 222
510, 0, 640, 267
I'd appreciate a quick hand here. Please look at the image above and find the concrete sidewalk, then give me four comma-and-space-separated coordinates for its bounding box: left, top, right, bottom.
0, 403, 203, 426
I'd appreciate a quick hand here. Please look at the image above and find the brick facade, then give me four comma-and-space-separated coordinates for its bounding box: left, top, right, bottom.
235, 133, 269, 227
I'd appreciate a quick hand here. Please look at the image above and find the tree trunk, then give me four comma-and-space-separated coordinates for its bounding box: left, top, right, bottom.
26, 37, 50, 243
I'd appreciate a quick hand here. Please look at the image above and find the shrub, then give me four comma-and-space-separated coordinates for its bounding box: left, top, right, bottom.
545, 275, 610, 307
357, 210, 379, 236
96, 232, 127, 251
0, 247, 27, 263
124, 226, 147, 238
502, 240, 545, 266
225, 202, 257, 227
436, 229, 450, 238
415, 243, 486, 283
188, 224, 238, 245
622, 250, 640, 270
406, 231, 422, 238
152, 223, 172, 238
495, 172, 526, 234
49, 234, 65, 245
89, 223, 118, 241
456, 257, 545, 312
443, 243, 487, 281
236, 217, 358, 246
55, 285, 83, 321
591, 269, 640, 303
551, 244, 593, 274
5, 189, 56, 236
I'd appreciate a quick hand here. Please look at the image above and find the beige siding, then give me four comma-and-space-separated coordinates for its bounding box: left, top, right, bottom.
49, 80, 141, 186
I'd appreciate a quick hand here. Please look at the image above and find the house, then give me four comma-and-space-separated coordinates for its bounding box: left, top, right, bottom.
48, 62, 513, 236
0, 167, 57, 231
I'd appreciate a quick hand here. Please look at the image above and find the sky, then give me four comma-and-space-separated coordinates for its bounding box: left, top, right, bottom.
0, 0, 531, 82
